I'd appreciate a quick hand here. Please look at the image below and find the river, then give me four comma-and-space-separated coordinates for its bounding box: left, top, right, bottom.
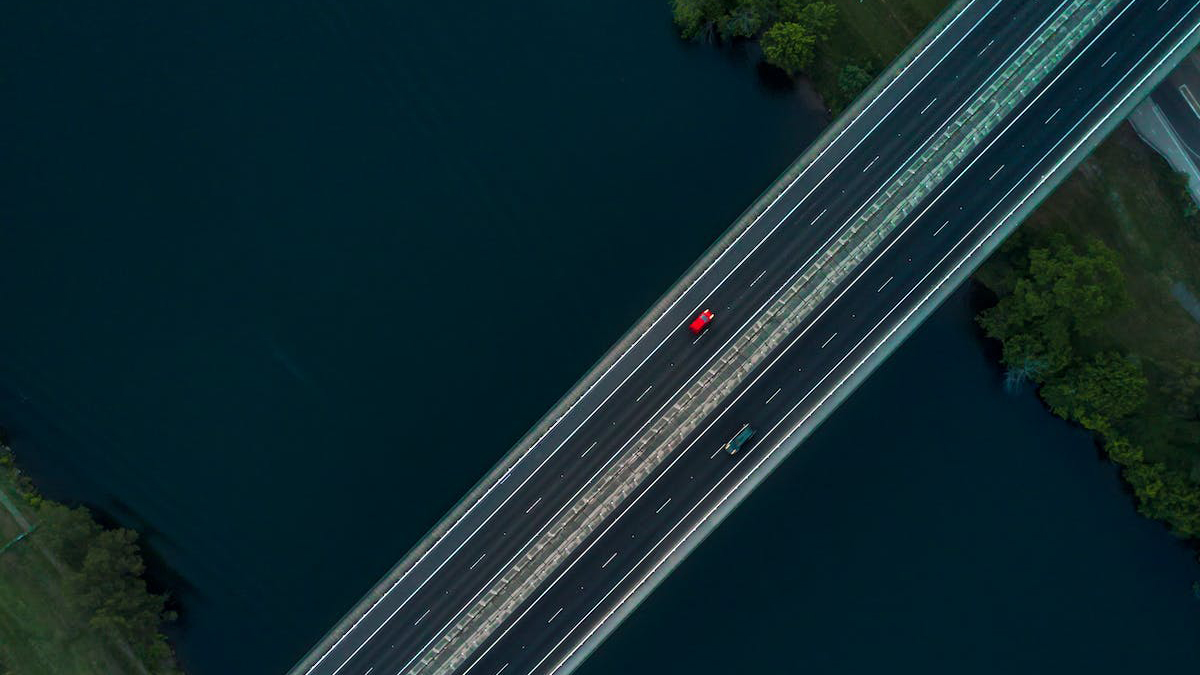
0, 1, 1196, 674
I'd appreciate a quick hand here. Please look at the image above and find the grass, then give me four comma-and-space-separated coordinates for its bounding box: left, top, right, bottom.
978, 124, 1200, 476
812, 0, 953, 110
0, 469, 147, 675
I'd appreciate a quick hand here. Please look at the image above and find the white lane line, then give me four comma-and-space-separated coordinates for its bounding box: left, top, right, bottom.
1101, 51, 1117, 67
811, 208, 828, 224
920, 97, 938, 115
978, 38, 995, 55
414, 609, 430, 626
512, 7, 1156, 672
1045, 107, 1061, 124
862, 155, 880, 172
988, 164, 1004, 180
933, 220, 949, 236
537, 8, 1199, 672
388, 435, 636, 675
601, 552, 618, 568
877, 276, 894, 293
655, 498, 672, 514
709, 446, 724, 459
766, 387, 782, 404
547, 608, 564, 624
365, 669, 373, 675
581, 441, 597, 458
1158, 0, 1170, 8
469, 10, 1083, 669
820, 333, 838, 349
635, 386, 652, 403
308, 5, 1004, 668
525, 497, 542, 514
495, 664, 508, 675
749, 270, 767, 287
316, 3, 1014, 672
469, 554, 486, 570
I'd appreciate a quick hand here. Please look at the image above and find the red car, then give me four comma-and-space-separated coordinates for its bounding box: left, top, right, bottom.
689, 309, 715, 335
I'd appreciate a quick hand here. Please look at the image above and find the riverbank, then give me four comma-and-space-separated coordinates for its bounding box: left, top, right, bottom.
0, 444, 181, 675
975, 124, 1200, 540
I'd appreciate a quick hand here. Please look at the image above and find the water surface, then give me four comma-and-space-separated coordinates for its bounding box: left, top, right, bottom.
1, 2, 1196, 674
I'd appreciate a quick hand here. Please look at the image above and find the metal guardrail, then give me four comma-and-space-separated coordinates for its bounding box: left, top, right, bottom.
409, 2, 1118, 672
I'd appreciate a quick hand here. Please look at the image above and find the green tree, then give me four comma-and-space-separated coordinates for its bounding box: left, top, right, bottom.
722, 4, 765, 39
793, 1, 838, 41
1041, 351, 1147, 430
35, 501, 100, 570
977, 235, 1128, 381
837, 63, 874, 103
672, 0, 730, 41
71, 528, 170, 650
761, 21, 816, 75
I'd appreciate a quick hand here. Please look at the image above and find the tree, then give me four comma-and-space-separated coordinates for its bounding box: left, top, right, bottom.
722, 4, 765, 39
71, 528, 170, 651
794, 1, 838, 41
1041, 351, 1147, 430
761, 22, 817, 75
837, 63, 874, 103
35, 501, 100, 570
672, 0, 730, 41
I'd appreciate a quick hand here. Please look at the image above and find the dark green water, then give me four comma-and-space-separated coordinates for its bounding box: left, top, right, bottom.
1, 2, 1196, 674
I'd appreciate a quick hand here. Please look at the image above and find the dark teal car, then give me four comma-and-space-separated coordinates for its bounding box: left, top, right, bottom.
722, 424, 755, 455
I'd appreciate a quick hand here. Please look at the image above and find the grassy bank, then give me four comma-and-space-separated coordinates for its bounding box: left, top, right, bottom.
0, 446, 181, 675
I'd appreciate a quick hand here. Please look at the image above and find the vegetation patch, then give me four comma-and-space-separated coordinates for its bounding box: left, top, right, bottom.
670, 0, 951, 111
0, 445, 181, 675
976, 125, 1200, 539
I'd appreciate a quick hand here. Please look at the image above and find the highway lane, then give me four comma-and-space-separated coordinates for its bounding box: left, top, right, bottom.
294, 0, 1200, 672
450, 1, 1200, 673
317, 1, 1058, 672
314, 1, 1108, 673
295, 1, 1024, 672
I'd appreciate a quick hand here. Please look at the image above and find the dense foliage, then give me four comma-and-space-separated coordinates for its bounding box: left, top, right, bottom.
0, 449, 179, 673
671, 0, 839, 75
978, 235, 1200, 539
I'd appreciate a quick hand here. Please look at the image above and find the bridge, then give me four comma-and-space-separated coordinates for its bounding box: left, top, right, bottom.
290, 1, 1200, 673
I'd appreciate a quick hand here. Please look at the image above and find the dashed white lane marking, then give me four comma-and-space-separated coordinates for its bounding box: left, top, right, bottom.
1100, 51, 1117, 67
811, 208, 828, 224
919, 97, 938, 115
1158, 0, 1170, 8
601, 552, 618, 568
305, 4, 1009, 673
469, 554, 486, 570
877, 276, 894, 293
414, 609, 430, 626
766, 387, 782, 404
581, 441, 596, 458
749, 270, 767, 287
635, 385, 652, 403
495, 664, 508, 675
978, 38, 995, 56
988, 164, 1004, 181
525, 497, 542, 514
364, 669, 373, 675
655, 498, 672, 514
709, 446, 724, 459
933, 220, 949, 236
862, 155, 880, 172
547, 608, 564, 624
1045, 107, 1060, 123
820, 332, 838, 349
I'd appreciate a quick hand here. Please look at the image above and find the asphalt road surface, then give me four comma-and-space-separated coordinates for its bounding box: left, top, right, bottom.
297, 1, 1200, 674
